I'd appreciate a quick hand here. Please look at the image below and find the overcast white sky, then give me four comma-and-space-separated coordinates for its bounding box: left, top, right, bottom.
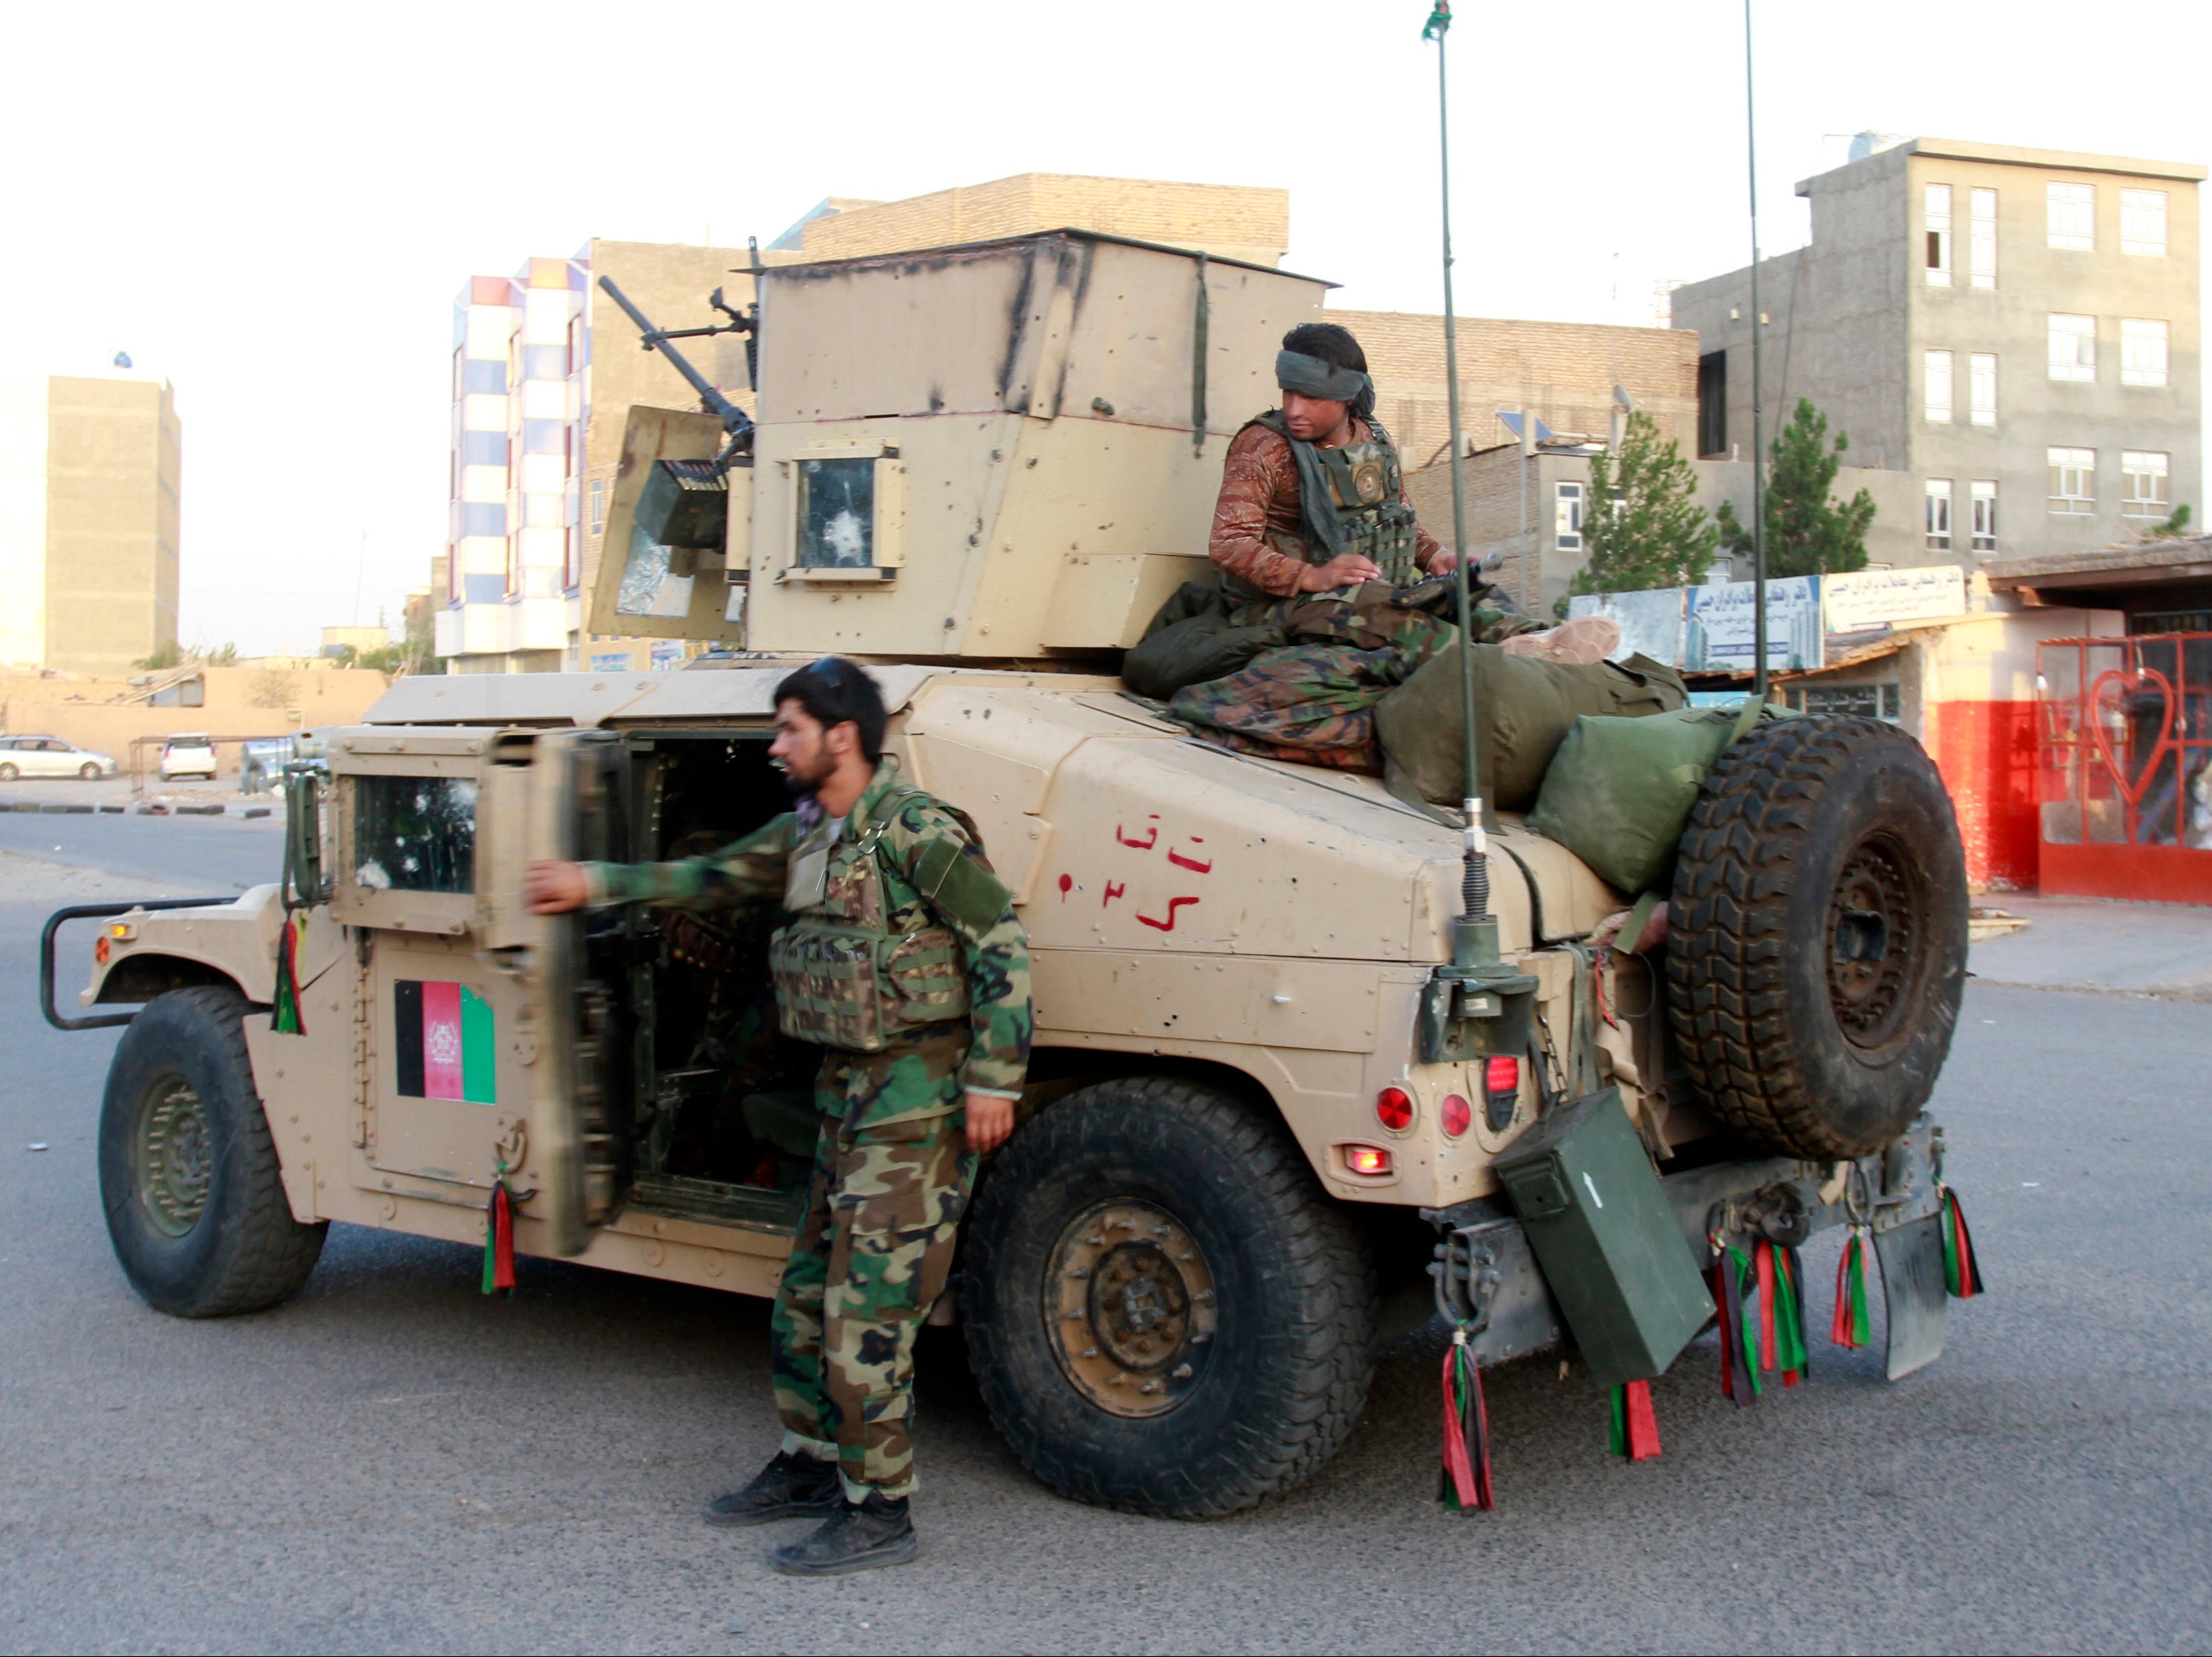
3, 0, 2203, 656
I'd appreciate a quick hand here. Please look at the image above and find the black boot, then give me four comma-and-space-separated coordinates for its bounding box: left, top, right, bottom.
768, 1491, 919, 1577
703, 1451, 844, 1527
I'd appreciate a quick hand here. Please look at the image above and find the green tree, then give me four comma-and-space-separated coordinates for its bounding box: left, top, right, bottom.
2146, 503, 2193, 540
1716, 397, 1878, 576
1565, 409, 1719, 609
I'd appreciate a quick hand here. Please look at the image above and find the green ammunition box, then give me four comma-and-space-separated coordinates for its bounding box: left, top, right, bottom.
1493, 1087, 1714, 1387
636, 458, 729, 553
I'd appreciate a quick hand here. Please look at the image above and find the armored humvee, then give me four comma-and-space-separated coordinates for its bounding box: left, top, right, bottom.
50, 231, 1971, 1517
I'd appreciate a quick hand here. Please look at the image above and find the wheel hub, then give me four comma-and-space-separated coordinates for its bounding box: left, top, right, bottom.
136, 1073, 211, 1237
1046, 1201, 1217, 1418
1826, 833, 1923, 1050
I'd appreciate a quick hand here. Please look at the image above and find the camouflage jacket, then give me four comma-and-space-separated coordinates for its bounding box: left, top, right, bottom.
584, 760, 1033, 1101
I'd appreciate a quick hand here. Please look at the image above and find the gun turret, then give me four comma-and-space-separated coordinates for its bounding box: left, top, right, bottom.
596, 276, 755, 468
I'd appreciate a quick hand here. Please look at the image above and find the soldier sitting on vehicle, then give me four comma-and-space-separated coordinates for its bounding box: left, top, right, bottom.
1208, 320, 1542, 656
525, 656, 1032, 1578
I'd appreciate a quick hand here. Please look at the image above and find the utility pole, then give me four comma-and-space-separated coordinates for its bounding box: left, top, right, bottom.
1745, 0, 1769, 699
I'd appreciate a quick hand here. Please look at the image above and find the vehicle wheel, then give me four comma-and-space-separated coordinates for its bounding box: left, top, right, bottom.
1667, 715, 1968, 1159
962, 1077, 1376, 1517
99, 986, 326, 1316
79, 762, 101, 781
0, 762, 17, 781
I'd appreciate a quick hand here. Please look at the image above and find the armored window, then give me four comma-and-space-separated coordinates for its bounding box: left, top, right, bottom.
2047, 182, 2096, 251
780, 445, 905, 582
1923, 350, 1953, 423
796, 458, 877, 568
1971, 481, 1998, 553
1925, 478, 1953, 551
1554, 481, 1585, 551
2048, 447, 2096, 514
1925, 185, 1953, 285
352, 775, 477, 895
1970, 355, 1997, 427
1970, 189, 1998, 289
2121, 320, 2168, 388
2121, 452, 2170, 518
2121, 189, 2168, 257
2047, 315, 2096, 382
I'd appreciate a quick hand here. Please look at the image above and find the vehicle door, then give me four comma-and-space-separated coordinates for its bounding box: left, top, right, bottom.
326, 726, 559, 1240
27, 739, 68, 778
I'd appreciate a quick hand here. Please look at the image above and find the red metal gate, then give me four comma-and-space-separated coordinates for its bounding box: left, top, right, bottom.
2035, 633, 2212, 904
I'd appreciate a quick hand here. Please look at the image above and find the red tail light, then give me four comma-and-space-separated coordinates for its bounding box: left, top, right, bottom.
1484, 1056, 1520, 1097
1344, 1144, 1393, 1176
1440, 1093, 1472, 1138
1375, 1086, 1414, 1131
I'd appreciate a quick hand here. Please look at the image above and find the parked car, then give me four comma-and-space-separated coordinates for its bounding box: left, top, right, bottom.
158, 735, 218, 782
0, 735, 118, 781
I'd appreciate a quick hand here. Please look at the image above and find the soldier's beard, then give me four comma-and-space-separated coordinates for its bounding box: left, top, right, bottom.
775, 748, 832, 799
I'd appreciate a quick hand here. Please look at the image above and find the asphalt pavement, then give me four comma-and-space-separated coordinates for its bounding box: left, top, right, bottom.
1, 821, 2208, 1654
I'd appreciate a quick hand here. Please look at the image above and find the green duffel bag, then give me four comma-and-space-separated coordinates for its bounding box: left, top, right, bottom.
1122, 581, 1289, 700
1374, 644, 1686, 811
1527, 700, 1795, 895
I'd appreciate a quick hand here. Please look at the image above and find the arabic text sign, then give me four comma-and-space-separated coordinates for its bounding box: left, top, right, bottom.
1823, 566, 1966, 634
1683, 576, 1823, 673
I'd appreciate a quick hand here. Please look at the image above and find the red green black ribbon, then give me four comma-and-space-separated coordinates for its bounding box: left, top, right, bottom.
1608, 1380, 1662, 1461
1940, 1186, 1984, 1298
1438, 1328, 1494, 1512
1831, 1228, 1872, 1349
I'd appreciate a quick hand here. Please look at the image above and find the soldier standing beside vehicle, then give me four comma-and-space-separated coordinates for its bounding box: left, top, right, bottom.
524, 656, 1031, 1578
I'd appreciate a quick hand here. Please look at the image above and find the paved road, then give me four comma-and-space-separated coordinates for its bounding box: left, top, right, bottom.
2, 827, 2208, 1654
0, 805, 284, 897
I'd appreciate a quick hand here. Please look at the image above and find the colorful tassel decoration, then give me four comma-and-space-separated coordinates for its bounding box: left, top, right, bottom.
1608, 1380, 1662, 1461
1831, 1228, 1872, 1349
1754, 1239, 1778, 1373
1711, 1243, 1759, 1407
1939, 1185, 1984, 1299
272, 911, 307, 1035
482, 1163, 516, 1296
1771, 1245, 1809, 1386
1438, 1327, 1495, 1513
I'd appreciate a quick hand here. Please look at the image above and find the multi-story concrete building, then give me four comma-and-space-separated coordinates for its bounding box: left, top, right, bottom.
0, 371, 181, 675
1673, 138, 2202, 572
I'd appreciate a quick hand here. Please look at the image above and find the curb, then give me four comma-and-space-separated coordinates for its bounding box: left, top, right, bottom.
3, 796, 281, 820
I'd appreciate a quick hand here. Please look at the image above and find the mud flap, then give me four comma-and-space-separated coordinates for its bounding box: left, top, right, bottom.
1872, 1211, 1947, 1380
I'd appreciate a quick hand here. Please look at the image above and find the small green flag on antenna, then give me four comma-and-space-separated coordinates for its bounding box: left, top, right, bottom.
1422, 1, 1451, 38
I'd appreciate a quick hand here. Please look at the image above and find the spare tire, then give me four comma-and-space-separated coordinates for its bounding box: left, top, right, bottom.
1666, 715, 1968, 1159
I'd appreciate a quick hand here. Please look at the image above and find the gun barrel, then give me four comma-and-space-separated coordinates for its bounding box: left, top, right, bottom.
596, 275, 749, 439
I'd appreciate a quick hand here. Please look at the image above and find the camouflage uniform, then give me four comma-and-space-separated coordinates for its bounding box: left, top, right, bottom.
586, 758, 1031, 1502
1168, 641, 1419, 772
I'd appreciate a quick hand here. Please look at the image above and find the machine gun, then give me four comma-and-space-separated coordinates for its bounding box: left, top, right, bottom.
596, 273, 756, 471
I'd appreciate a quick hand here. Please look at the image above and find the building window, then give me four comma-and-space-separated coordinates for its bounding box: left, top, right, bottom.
2047, 181, 2095, 250
2048, 447, 2096, 514
1923, 349, 1953, 423
1970, 188, 1997, 288
2047, 314, 2096, 382
2121, 188, 2168, 256
1925, 479, 1953, 551
2120, 319, 2169, 387
589, 478, 606, 537
1696, 350, 1726, 456
1554, 481, 1585, 551
1971, 481, 1997, 553
2122, 451, 2170, 518
1925, 184, 1953, 285
1970, 354, 1997, 427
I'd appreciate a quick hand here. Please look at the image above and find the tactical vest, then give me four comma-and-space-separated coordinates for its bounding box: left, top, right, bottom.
766, 785, 971, 1053
1242, 410, 1422, 594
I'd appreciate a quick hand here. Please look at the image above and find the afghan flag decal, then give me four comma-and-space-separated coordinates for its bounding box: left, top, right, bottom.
395, 980, 496, 1104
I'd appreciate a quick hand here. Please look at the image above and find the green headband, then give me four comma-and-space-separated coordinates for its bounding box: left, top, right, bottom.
1275, 349, 1371, 404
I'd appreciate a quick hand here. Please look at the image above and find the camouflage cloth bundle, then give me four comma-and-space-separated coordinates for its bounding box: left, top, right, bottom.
1168, 641, 1425, 772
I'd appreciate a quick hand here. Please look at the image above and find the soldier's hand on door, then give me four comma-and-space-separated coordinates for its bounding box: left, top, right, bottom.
1299, 552, 1382, 592
525, 860, 589, 914
963, 1093, 1015, 1154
